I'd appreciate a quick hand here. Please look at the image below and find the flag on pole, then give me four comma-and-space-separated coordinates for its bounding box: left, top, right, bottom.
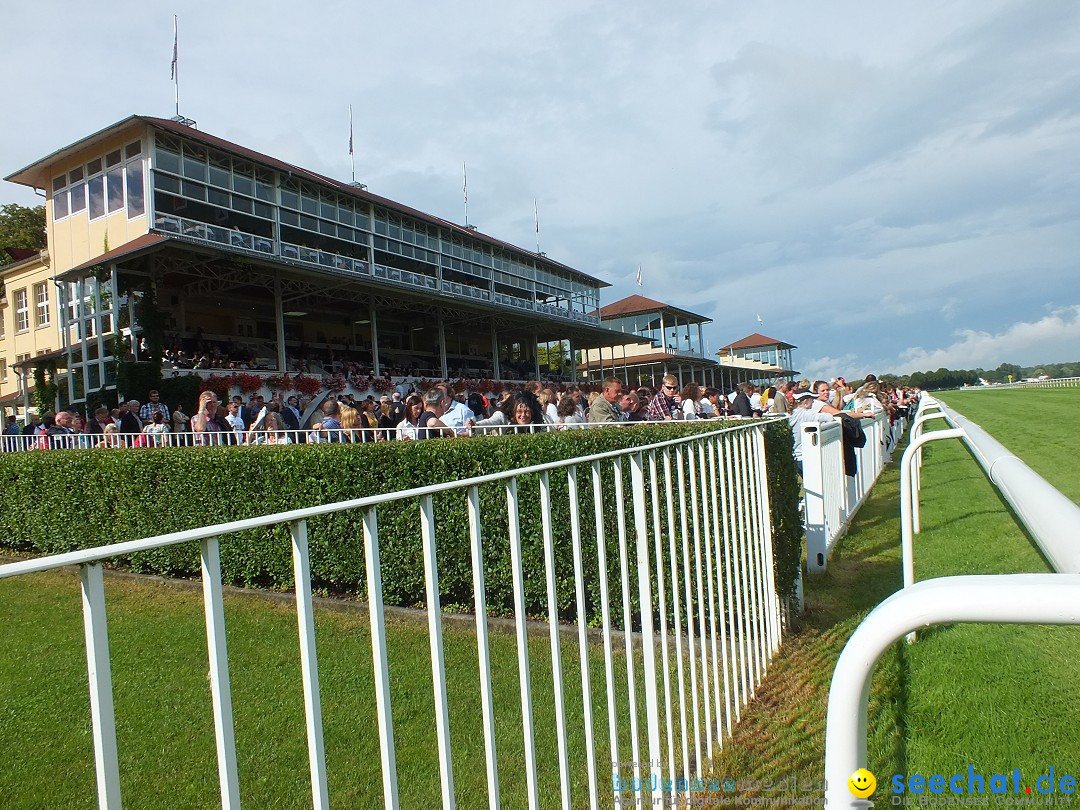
170, 16, 178, 80
636, 266, 643, 288
463, 163, 468, 206
757, 313, 764, 327
348, 104, 354, 156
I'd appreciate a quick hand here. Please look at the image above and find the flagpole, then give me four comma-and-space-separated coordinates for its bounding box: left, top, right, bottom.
171, 15, 179, 117
534, 198, 540, 253
349, 104, 355, 184
463, 162, 469, 227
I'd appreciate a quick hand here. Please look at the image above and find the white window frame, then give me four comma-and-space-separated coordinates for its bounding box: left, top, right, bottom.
34, 283, 50, 328
14, 289, 29, 333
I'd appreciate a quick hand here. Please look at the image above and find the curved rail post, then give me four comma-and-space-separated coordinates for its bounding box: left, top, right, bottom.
907, 411, 953, 533
900, 428, 967, 590
824, 574, 1080, 808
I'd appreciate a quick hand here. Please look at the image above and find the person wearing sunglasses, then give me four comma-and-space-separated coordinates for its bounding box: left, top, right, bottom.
646, 374, 683, 421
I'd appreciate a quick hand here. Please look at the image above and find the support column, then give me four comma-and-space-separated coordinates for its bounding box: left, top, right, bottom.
370, 302, 380, 377
491, 320, 501, 380
438, 309, 448, 380
697, 323, 704, 358
533, 331, 540, 380
677, 365, 684, 387
274, 276, 287, 372
568, 337, 576, 383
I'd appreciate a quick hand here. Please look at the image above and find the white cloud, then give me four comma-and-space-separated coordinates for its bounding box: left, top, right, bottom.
893, 306, 1080, 373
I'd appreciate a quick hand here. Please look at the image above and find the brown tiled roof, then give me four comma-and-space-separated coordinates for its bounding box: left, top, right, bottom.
577, 350, 718, 371
718, 332, 796, 351
3, 248, 39, 262
598, 294, 711, 324
63, 233, 169, 277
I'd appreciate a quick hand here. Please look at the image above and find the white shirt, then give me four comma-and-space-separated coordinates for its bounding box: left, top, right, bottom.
682, 398, 699, 420
226, 413, 246, 435
788, 407, 836, 461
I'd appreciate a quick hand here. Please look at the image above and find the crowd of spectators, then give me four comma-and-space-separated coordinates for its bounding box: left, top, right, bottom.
1, 372, 919, 453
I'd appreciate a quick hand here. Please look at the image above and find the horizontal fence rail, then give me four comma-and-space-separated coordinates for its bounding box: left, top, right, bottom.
0, 415, 774, 451
803, 412, 898, 572
0, 421, 788, 810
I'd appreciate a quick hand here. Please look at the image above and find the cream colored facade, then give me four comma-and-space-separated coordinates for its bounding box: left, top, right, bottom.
0, 250, 61, 411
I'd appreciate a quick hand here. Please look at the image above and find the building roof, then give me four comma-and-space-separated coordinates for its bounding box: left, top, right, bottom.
3, 248, 39, 262
63, 233, 170, 278
577, 349, 718, 371
5, 114, 608, 289
717, 332, 797, 352
598, 294, 712, 324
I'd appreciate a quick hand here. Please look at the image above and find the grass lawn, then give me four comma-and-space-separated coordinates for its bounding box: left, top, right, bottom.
1, 569, 664, 810
705, 388, 1080, 794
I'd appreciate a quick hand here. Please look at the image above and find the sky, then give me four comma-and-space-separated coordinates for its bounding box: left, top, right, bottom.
2, 0, 1078, 378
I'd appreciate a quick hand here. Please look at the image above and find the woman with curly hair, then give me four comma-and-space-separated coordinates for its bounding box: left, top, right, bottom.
680, 382, 702, 420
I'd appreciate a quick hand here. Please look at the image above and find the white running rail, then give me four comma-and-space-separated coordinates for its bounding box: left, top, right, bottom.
0, 421, 788, 810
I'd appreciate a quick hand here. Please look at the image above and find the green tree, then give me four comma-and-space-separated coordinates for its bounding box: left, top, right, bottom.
0, 203, 46, 263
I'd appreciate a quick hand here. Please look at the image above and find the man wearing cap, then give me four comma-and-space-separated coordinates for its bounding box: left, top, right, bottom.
789, 390, 836, 475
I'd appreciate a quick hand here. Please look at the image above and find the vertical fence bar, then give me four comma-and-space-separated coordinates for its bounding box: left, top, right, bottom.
200, 536, 241, 810
630, 452, 663, 796
467, 486, 501, 810
687, 444, 713, 764
80, 562, 122, 810
745, 430, 772, 669
676, 446, 702, 777
592, 461, 621, 805
420, 495, 456, 810
568, 468, 599, 810
539, 472, 572, 810
290, 519, 330, 810
613, 459, 642, 785
707, 438, 733, 740
738, 432, 764, 689
648, 452, 677, 794
753, 427, 782, 655
721, 435, 745, 721
363, 507, 401, 810
697, 440, 723, 752
730, 436, 754, 708
507, 477, 540, 810
664, 449, 691, 799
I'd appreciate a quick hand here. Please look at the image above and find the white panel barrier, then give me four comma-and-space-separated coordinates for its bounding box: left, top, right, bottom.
0, 422, 789, 810
804, 412, 896, 573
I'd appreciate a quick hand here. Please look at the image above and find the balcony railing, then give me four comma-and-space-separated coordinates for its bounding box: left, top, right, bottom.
152, 216, 601, 326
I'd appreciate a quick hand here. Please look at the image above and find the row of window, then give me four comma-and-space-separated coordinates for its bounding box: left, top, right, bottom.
5, 284, 51, 333
52, 142, 145, 222
152, 133, 594, 298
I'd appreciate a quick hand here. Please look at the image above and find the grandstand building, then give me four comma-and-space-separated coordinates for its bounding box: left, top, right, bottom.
715, 332, 797, 386
2, 115, 641, 411
578, 294, 720, 388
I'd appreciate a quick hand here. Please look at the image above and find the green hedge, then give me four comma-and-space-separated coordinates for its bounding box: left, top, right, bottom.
0, 422, 801, 621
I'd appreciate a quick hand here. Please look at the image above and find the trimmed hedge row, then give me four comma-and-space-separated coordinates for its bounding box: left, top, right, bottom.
0, 421, 801, 621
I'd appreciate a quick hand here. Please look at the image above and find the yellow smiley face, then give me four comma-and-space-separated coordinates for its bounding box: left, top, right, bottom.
848, 768, 876, 798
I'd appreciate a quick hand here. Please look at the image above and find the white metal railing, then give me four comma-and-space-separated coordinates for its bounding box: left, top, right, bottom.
802, 412, 896, 572
964, 376, 1080, 390
825, 397, 1080, 802
0, 421, 786, 810
0, 415, 769, 451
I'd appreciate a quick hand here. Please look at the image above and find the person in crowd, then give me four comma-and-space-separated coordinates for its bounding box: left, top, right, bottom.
701, 388, 724, 418
788, 389, 836, 475
192, 391, 228, 445
139, 390, 171, 424
730, 383, 755, 418
437, 384, 475, 435
46, 410, 77, 449
416, 387, 455, 439
681, 382, 702, 420
589, 376, 623, 423
119, 400, 143, 440
811, 380, 870, 418
749, 385, 764, 416
142, 411, 170, 446
248, 411, 292, 445
377, 397, 397, 440
172, 403, 190, 435
97, 423, 120, 448
504, 391, 547, 433
225, 400, 247, 442
338, 405, 359, 443
556, 393, 587, 428
396, 394, 425, 441
21, 412, 41, 436
539, 389, 559, 424
623, 391, 648, 421
84, 406, 113, 437
321, 399, 344, 442
647, 375, 682, 421
770, 381, 790, 415
388, 392, 407, 426
466, 392, 488, 421
308, 421, 328, 444
358, 399, 380, 442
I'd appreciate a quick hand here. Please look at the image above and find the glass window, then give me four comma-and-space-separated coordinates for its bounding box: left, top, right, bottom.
34, 283, 50, 327
107, 167, 125, 212
70, 167, 84, 183
105, 150, 122, 168
299, 214, 318, 232
87, 158, 102, 175
254, 170, 274, 201
88, 176, 105, 219
125, 141, 142, 159
70, 182, 86, 214
154, 172, 180, 194
232, 162, 254, 196
253, 201, 272, 219
155, 147, 180, 174
182, 179, 206, 201
232, 194, 252, 214
126, 162, 144, 216
280, 209, 299, 226
54, 189, 69, 220
52, 175, 66, 192
14, 289, 29, 332
0, 359, 6, 382
208, 187, 229, 207
208, 164, 230, 189
183, 154, 207, 182
280, 189, 299, 210
337, 205, 353, 226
